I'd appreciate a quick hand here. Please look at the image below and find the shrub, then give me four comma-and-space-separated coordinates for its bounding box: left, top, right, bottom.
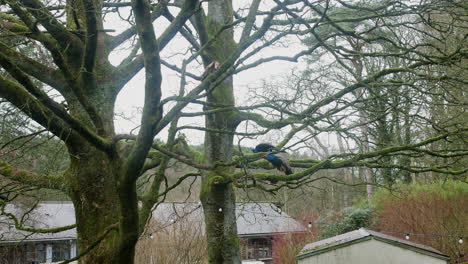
372, 180, 468, 263
318, 205, 373, 239
272, 212, 318, 264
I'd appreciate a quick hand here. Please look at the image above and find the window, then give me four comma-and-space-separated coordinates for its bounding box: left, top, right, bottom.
25, 243, 46, 263
240, 237, 272, 260
52, 242, 71, 262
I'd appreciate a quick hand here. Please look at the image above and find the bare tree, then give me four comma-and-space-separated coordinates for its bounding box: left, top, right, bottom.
0, 1, 466, 264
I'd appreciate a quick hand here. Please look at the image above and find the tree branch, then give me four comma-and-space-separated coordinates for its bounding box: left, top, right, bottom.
3, 2, 76, 89
239, 0, 261, 43
0, 42, 67, 92
0, 76, 112, 151
0, 161, 65, 190
113, 0, 199, 94
108, 1, 167, 50
234, 127, 468, 183
123, 0, 165, 182
82, 0, 99, 76
20, 0, 80, 50
237, 62, 433, 129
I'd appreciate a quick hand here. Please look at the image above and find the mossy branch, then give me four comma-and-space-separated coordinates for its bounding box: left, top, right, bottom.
19, 0, 78, 48
113, 0, 199, 94
0, 161, 65, 191
235, 127, 468, 184
123, 0, 164, 184
0, 75, 112, 152
82, 0, 100, 76
239, 0, 261, 42
108, 1, 167, 50
0, 208, 76, 234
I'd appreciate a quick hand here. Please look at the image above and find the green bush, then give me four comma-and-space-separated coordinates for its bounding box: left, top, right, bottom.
318, 206, 373, 239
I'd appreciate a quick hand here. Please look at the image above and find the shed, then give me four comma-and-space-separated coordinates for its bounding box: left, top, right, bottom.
297, 228, 450, 264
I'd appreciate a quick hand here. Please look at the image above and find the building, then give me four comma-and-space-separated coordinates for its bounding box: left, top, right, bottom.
297, 228, 450, 264
148, 202, 306, 264
0, 202, 77, 264
1, 201, 305, 264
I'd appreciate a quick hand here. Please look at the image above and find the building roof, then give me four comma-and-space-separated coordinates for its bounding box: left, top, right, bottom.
298, 228, 449, 260
152, 202, 306, 236
1, 201, 304, 244
0, 202, 76, 244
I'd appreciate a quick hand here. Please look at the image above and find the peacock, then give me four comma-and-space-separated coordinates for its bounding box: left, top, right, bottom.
252, 143, 293, 175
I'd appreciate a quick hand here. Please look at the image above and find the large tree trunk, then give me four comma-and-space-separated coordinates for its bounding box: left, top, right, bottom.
201, 173, 240, 264
67, 144, 139, 264
66, 144, 121, 263
63, 90, 133, 263
200, 1, 241, 263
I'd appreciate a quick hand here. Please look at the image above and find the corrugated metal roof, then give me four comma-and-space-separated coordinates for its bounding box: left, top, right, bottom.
151, 202, 306, 236
299, 228, 448, 258
0, 202, 76, 243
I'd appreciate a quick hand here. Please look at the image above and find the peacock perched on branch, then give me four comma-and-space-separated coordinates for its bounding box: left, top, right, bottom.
252, 143, 293, 175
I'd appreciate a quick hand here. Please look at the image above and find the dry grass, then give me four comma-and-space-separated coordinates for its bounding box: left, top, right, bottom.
135, 217, 207, 264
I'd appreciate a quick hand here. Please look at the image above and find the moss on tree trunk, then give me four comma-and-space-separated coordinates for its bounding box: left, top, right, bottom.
66, 144, 121, 263
200, 1, 242, 263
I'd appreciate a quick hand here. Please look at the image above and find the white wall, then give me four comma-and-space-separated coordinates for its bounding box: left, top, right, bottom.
298, 238, 448, 264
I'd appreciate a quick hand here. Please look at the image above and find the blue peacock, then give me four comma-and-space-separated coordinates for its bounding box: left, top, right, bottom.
252, 143, 293, 175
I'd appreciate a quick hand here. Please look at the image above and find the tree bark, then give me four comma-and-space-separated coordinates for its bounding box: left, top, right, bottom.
199, 1, 242, 263
66, 144, 121, 263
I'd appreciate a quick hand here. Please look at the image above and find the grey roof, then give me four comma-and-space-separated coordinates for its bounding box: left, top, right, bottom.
299, 228, 448, 258
0, 202, 76, 244
1, 201, 305, 244
152, 202, 306, 236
